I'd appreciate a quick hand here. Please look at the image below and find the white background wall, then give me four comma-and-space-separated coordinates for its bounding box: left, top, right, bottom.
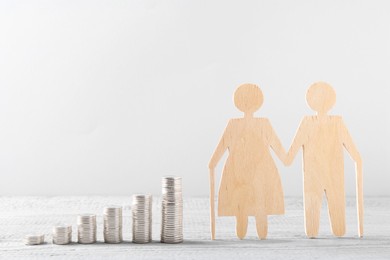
0, 0, 389, 196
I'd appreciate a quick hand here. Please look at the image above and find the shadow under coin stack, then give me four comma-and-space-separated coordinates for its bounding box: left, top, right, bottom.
161, 176, 183, 243
52, 225, 72, 245
77, 214, 97, 244
103, 206, 123, 243
24, 234, 45, 245
132, 194, 152, 243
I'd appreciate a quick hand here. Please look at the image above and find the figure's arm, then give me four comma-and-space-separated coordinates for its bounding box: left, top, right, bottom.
208, 121, 231, 170
285, 118, 307, 166
340, 119, 363, 237
341, 120, 362, 164
266, 119, 287, 164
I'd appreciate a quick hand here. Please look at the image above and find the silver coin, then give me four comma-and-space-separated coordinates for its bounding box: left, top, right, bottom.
132, 194, 152, 244
77, 214, 96, 244
103, 205, 123, 243
24, 234, 45, 245
161, 176, 183, 243
52, 225, 72, 245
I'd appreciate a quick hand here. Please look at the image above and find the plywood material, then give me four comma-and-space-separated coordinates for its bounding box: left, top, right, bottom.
286, 82, 363, 238
209, 83, 286, 240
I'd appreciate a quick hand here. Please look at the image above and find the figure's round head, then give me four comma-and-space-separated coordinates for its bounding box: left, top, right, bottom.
306, 82, 336, 114
234, 83, 263, 114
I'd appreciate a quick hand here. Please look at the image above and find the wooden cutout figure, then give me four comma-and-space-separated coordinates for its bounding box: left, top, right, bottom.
209, 83, 286, 240
286, 82, 363, 238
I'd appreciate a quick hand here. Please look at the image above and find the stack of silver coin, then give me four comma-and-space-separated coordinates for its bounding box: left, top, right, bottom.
103, 206, 123, 243
52, 225, 72, 245
24, 234, 45, 245
132, 194, 152, 243
77, 214, 96, 244
161, 176, 183, 243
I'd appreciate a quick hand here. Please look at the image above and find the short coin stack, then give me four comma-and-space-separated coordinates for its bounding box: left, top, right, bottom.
77, 214, 96, 244
24, 234, 45, 245
52, 225, 72, 245
132, 194, 152, 243
103, 206, 123, 243
161, 176, 183, 243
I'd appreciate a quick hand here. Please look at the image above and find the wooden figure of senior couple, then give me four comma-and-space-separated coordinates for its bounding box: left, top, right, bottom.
209, 82, 363, 240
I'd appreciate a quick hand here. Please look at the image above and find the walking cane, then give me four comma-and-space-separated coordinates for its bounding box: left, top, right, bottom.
210, 168, 216, 240
356, 162, 364, 238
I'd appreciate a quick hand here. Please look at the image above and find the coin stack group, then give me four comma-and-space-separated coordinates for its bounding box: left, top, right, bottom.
161, 176, 183, 243
52, 225, 72, 245
103, 206, 123, 243
77, 214, 97, 244
24, 234, 45, 245
132, 194, 152, 243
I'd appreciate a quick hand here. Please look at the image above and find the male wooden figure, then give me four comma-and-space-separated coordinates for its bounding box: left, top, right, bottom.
209, 84, 286, 240
286, 82, 363, 238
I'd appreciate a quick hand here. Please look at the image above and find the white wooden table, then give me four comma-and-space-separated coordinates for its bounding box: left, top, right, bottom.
1, 197, 389, 259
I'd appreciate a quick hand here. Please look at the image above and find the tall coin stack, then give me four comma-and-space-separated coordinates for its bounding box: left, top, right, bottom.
103, 206, 123, 243
77, 214, 97, 244
132, 194, 152, 243
52, 225, 72, 245
161, 176, 183, 243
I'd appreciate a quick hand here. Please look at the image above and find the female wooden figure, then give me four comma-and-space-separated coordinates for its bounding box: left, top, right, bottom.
209, 83, 286, 240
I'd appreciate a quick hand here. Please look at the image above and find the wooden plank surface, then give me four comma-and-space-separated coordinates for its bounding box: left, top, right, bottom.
0, 197, 389, 259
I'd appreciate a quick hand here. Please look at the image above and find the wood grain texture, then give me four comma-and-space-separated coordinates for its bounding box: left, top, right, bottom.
286, 82, 363, 238
209, 84, 286, 240
0, 196, 389, 260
